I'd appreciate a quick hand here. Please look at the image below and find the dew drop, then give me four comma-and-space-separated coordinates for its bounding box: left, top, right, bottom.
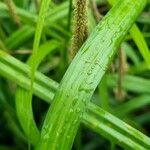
73, 119, 78, 124
76, 108, 81, 113
87, 71, 92, 75
56, 131, 60, 137
82, 98, 87, 105
70, 108, 74, 113
66, 135, 70, 139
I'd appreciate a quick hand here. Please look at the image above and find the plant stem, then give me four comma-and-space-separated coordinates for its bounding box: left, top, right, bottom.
116, 48, 128, 101
89, 0, 102, 23
4, 0, 21, 27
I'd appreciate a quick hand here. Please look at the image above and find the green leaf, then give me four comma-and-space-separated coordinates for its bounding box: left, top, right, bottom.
5, 25, 35, 49
108, 0, 150, 68
107, 74, 150, 94
37, 0, 147, 149
16, 0, 53, 145
85, 103, 150, 150
130, 24, 150, 67
0, 1, 68, 25
15, 40, 60, 145
114, 95, 150, 117
0, 50, 150, 149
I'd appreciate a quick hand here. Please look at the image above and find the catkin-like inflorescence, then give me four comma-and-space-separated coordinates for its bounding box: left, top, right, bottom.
71, 0, 88, 58
5, 0, 21, 27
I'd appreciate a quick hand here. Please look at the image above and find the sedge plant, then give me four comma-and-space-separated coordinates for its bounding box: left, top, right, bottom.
0, 0, 150, 150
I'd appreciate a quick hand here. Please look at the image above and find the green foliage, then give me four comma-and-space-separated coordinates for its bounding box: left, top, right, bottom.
0, 0, 150, 150
0, 50, 150, 149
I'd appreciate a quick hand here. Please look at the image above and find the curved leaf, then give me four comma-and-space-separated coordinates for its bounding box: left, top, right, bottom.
37, 0, 147, 149
0, 50, 150, 149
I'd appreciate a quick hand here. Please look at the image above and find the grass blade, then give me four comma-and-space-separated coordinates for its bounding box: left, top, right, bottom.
114, 95, 150, 117
16, 0, 53, 145
0, 50, 150, 149
108, 0, 150, 68
37, 0, 147, 149
15, 40, 59, 145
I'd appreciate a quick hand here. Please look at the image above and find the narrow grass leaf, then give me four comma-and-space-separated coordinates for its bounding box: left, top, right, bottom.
108, 0, 150, 68
15, 40, 59, 145
0, 50, 150, 149
37, 0, 147, 149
